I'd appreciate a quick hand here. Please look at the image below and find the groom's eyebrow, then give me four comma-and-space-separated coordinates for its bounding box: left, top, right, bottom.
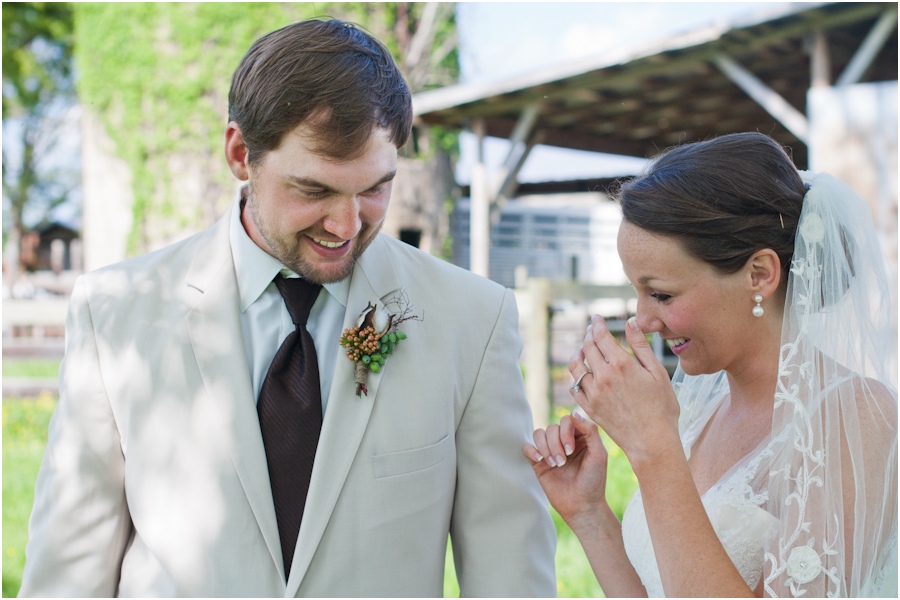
364, 170, 397, 189
285, 170, 397, 192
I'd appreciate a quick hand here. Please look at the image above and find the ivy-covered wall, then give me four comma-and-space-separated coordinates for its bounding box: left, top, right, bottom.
74, 2, 457, 256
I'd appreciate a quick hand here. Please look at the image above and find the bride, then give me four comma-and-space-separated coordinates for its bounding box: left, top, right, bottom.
524, 132, 897, 597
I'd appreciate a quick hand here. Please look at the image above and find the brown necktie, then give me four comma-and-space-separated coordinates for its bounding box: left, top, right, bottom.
257, 274, 322, 579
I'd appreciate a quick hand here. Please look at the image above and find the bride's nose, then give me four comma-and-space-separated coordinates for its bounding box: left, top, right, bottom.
634, 299, 663, 334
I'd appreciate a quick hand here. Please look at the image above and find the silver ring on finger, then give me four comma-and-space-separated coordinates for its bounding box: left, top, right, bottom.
570, 370, 589, 394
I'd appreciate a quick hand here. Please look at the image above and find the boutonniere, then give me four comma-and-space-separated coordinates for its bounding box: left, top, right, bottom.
339, 291, 421, 396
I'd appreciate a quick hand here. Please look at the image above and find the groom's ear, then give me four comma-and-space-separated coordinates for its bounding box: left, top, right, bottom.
225, 121, 251, 181
746, 248, 781, 296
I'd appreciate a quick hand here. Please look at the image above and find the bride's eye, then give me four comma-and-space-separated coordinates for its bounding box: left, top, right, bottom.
650, 292, 672, 303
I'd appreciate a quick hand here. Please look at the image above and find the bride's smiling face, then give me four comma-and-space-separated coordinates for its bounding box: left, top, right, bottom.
617, 220, 755, 376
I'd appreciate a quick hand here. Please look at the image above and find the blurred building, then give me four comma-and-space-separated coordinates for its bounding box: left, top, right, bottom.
20, 222, 82, 273
451, 192, 624, 289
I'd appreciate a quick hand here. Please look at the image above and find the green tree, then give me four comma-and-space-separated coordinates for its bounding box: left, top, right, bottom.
2, 2, 77, 276
74, 2, 458, 257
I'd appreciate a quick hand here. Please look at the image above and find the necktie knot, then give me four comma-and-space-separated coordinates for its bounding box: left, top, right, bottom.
274, 275, 321, 327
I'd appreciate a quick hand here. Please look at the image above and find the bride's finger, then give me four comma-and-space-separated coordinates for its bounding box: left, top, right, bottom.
582, 322, 609, 367
570, 411, 607, 459
543, 423, 566, 467
521, 443, 543, 464
532, 428, 555, 466
589, 315, 630, 365
559, 414, 576, 456
568, 347, 587, 376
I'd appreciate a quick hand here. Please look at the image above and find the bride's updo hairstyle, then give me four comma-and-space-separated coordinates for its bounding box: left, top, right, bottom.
617, 132, 807, 277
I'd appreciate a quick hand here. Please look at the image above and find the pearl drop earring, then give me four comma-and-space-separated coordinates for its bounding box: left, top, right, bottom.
752, 294, 764, 318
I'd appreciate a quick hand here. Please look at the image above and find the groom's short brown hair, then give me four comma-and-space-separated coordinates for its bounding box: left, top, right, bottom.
228, 18, 412, 163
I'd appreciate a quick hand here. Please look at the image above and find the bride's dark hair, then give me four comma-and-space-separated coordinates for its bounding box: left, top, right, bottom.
616, 132, 807, 276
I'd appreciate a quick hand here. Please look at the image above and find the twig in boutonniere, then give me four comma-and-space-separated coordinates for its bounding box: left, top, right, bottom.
339, 291, 422, 396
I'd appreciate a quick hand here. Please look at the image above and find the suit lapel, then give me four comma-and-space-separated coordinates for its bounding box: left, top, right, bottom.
183, 211, 285, 582
287, 236, 401, 595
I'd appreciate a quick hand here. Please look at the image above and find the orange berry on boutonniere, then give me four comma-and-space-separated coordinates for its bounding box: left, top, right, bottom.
339, 291, 421, 396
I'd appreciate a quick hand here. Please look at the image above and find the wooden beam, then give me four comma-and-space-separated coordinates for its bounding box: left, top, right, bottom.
836, 6, 898, 86
712, 53, 809, 143
548, 283, 636, 303
490, 131, 544, 226
492, 102, 541, 200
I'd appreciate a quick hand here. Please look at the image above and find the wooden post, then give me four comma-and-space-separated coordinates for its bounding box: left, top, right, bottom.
522, 277, 551, 429
469, 119, 489, 277
809, 31, 830, 88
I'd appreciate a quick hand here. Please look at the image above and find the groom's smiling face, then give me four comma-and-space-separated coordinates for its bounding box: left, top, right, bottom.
232, 122, 397, 284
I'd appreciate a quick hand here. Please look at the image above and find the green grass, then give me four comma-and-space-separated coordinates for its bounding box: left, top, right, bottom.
2, 358, 61, 379
1, 398, 638, 597
2, 395, 55, 598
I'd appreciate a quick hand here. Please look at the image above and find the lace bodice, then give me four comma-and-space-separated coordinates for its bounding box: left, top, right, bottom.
621, 394, 780, 597
622, 463, 779, 597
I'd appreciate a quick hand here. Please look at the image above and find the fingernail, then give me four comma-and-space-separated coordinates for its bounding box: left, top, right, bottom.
592, 316, 607, 333
533, 452, 543, 462
572, 411, 584, 421
556, 455, 566, 466
546, 455, 557, 467
564, 444, 573, 456
627, 316, 639, 331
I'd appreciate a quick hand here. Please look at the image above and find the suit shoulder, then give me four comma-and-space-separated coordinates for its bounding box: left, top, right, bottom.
78, 224, 223, 301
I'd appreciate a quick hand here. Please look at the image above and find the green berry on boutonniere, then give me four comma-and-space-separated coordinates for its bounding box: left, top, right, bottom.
339, 291, 421, 396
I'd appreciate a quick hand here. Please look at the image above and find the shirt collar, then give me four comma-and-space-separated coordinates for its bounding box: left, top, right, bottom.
228, 185, 350, 312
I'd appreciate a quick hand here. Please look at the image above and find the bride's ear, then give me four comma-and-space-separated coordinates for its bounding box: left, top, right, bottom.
746, 249, 781, 298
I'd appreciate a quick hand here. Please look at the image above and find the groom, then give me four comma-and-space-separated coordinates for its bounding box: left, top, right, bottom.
19, 19, 556, 597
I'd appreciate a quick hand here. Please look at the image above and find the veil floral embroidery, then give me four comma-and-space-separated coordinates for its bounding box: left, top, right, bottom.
673, 172, 898, 597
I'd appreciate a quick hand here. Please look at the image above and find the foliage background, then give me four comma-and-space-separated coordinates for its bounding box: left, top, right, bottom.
74, 2, 457, 255
2, 2, 78, 267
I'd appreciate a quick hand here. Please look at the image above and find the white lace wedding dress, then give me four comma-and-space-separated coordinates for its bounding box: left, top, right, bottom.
621, 393, 780, 597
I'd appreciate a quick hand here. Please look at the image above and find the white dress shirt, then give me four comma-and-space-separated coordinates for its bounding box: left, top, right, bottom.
229, 189, 349, 413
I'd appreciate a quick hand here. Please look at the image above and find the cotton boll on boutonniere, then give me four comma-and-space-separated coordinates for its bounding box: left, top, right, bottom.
339, 291, 422, 396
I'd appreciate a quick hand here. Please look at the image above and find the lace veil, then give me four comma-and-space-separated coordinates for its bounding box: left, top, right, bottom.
672, 171, 898, 597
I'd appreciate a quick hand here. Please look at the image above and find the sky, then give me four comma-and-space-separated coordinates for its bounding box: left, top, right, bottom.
451, 1, 784, 184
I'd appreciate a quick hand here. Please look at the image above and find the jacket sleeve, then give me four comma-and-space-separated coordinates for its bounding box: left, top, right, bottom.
19, 276, 132, 597
450, 287, 557, 597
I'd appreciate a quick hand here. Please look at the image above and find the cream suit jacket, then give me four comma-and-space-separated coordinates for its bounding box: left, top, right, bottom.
19, 206, 557, 597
